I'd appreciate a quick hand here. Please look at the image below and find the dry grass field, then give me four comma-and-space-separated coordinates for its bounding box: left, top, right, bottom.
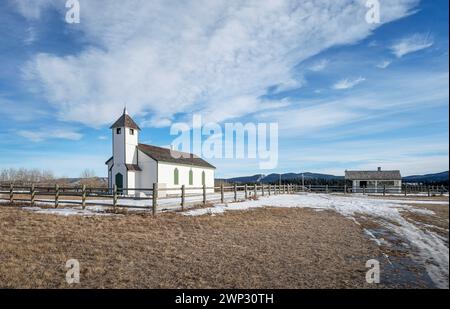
0, 205, 386, 289
0, 194, 447, 289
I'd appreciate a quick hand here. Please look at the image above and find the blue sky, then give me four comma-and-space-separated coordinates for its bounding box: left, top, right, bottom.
0, 0, 448, 178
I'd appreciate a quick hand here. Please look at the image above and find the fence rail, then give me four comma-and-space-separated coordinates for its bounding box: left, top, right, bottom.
0, 183, 448, 216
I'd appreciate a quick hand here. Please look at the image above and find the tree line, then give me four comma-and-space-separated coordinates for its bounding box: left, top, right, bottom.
0, 168, 106, 187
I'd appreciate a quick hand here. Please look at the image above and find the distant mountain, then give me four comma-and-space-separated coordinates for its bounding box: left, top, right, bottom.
221, 172, 343, 184
220, 171, 449, 184
402, 171, 449, 184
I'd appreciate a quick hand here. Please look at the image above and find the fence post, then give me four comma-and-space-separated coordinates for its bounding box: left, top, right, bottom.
113, 184, 118, 210
234, 183, 237, 201
9, 183, 14, 204
441, 185, 444, 196
55, 184, 59, 208
262, 184, 265, 196
383, 185, 386, 196
30, 183, 35, 206
404, 185, 407, 197
220, 184, 224, 203
245, 184, 248, 199
325, 185, 328, 194
363, 185, 366, 195
308, 184, 311, 192
268, 184, 271, 196
344, 184, 347, 195
254, 184, 257, 198
82, 184, 87, 209
203, 184, 207, 205
181, 185, 185, 211
152, 183, 158, 216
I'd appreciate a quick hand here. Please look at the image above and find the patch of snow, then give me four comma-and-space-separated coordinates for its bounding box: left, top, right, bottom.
23, 206, 111, 217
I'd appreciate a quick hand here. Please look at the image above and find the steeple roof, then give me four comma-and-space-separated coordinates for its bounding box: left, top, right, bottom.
110, 108, 141, 130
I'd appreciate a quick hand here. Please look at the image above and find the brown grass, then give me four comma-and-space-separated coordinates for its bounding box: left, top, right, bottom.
0, 206, 384, 289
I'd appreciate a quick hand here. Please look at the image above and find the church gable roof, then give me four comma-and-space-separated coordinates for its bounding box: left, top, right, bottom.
110, 113, 141, 130
137, 143, 215, 169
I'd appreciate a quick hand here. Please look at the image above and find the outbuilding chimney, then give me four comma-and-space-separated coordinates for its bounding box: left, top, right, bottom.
377, 167, 381, 171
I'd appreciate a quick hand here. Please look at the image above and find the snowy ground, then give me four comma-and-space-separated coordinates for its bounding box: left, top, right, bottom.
16, 191, 252, 213
183, 194, 449, 289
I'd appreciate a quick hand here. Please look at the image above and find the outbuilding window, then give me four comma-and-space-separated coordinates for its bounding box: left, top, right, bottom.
116, 128, 121, 134
130, 128, 134, 135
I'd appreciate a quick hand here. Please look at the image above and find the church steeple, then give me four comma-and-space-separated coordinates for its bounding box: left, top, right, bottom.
110, 108, 141, 131
111, 108, 140, 166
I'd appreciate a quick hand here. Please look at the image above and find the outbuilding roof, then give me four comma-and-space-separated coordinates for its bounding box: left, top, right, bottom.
137, 143, 215, 169
345, 170, 401, 180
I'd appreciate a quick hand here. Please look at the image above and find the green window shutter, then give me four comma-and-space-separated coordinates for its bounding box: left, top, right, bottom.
174, 168, 179, 185
202, 171, 205, 186
189, 170, 193, 185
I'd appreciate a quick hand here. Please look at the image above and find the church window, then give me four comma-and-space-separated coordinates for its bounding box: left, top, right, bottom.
189, 169, 193, 185
174, 168, 179, 185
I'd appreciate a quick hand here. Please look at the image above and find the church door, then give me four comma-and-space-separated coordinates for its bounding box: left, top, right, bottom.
115, 173, 123, 194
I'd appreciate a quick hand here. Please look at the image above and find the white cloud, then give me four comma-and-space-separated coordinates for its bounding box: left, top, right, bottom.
17, 129, 82, 142
0, 97, 48, 121
24, 26, 37, 45
258, 70, 449, 136
309, 59, 329, 72
141, 117, 173, 128
332, 77, 366, 90
390, 33, 434, 58
376, 60, 392, 69
19, 0, 420, 127
11, 0, 57, 20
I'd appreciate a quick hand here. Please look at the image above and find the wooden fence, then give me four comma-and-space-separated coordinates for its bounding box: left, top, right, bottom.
0, 183, 303, 215
0, 183, 448, 216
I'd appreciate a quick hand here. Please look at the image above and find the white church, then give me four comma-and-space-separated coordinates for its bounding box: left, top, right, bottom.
105, 109, 215, 197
